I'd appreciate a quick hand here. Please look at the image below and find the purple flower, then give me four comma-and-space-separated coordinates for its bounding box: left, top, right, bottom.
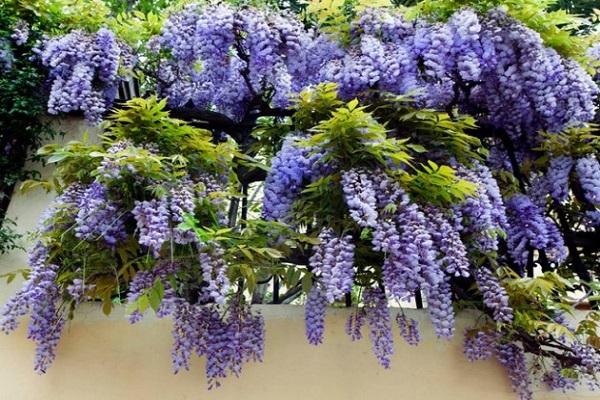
396, 314, 420, 346
75, 182, 126, 247
575, 156, 600, 205
132, 198, 171, 256
41, 28, 131, 123
309, 228, 355, 303
424, 277, 455, 339
341, 169, 378, 228
363, 287, 394, 368
263, 136, 325, 221
463, 330, 499, 362
304, 284, 327, 345
345, 309, 365, 341
494, 343, 532, 400
506, 194, 567, 268
425, 206, 470, 278
198, 243, 230, 304
546, 156, 574, 202
474, 267, 513, 323
11, 20, 30, 45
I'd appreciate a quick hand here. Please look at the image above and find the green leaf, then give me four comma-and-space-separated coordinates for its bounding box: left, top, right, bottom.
302, 272, 313, 293
47, 153, 69, 163
138, 294, 149, 313
148, 289, 161, 312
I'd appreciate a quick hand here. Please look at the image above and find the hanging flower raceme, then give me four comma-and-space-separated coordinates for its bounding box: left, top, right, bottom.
505, 194, 567, 268
198, 243, 231, 305
453, 162, 507, 253
396, 314, 420, 346
304, 284, 328, 346
263, 135, 326, 222
363, 287, 394, 368
39, 28, 132, 124
474, 267, 513, 323
341, 169, 379, 228
75, 182, 126, 247
575, 156, 600, 205
132, 198, 171, 256
309, 228, 355, 303
546, 156, 574, 203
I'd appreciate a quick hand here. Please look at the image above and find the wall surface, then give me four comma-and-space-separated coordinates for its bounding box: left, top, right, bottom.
0, 118, 596, 400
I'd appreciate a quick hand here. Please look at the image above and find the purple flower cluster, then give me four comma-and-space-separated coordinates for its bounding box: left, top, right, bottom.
363, 287, 394, 368
475, 10, 597, 141
474, 267, 513, 323
169, 183, 197, 244
494, 343, 533, 400
132, 198, 171, 256
424, 277, 455, 339
345, 309, 365, 342
304, 285, 327, 345
198, 244, 230, 305
40, 28, 131, 124
463, 330, 499, 362
38, 183, 86, 232
372, 196, 443, 303
169, 301, 264, 389
204, 305, 264, 389
575, 156, 600, 205
546, 156, 574, 203
505, 194, 567, 268
0, 39, 14, 71
96, 140, 135, 180
11, 20, 30, 46
263, 136, 324, 221
27, 263, 65, 374
0, 243, 64, 373
341, 169, 378, 228
309, 228, 355, 303
156, 5, 323, 119
572, 342, 600, 374
390, 203, 443, 297
542, 363, 577, 392
170, 300, 207, 373
318, 7, 597, 141
396, 314, 420, 346
66, 278, 96, 304
75, 182, 126, 247
453, 162, 507, 252
464, 331, 535, 399
126, 261, 180, 323
363, 171, 455, 338
0, 243, 49, 333
425, 207, 470, 278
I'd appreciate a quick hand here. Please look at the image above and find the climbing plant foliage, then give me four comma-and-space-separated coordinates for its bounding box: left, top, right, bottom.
0, 1, 600, 399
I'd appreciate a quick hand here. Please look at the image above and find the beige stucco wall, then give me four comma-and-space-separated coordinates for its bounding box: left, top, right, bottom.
0, 118, 596, 400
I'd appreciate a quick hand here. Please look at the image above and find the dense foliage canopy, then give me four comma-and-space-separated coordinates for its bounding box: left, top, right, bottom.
1, 0, 600, 399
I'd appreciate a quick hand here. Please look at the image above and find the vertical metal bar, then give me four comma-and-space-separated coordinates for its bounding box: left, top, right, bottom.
241, 183, 248, 222
273, 275, 280, 304
133, 78, 140, 98
118, 82, 126, 101
124, 79, 132, 100
526, 249, 534, 278
415, 290, 423, 309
